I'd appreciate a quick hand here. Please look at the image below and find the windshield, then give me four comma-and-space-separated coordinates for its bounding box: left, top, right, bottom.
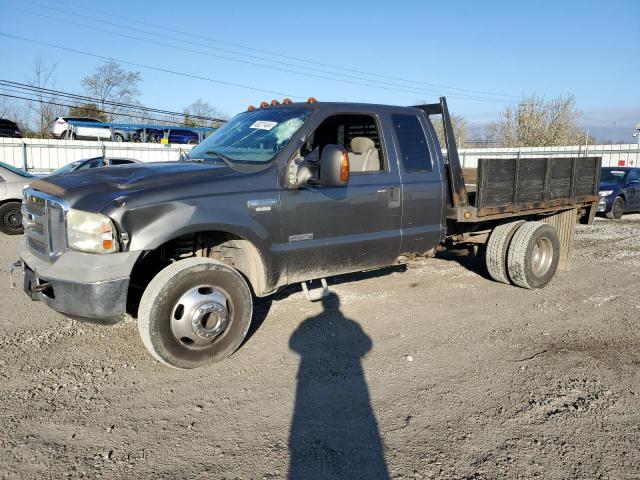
51, 160, 84, 175
0, 161, 33, 178
188, 107, 312, 163
601, 169, 627, 184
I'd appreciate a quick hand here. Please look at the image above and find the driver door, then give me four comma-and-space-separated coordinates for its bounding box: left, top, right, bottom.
279, 112, 402, 284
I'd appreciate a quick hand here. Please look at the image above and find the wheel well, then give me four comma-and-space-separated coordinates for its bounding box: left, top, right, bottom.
127, 231, 268, 317
0, 198, 22, 207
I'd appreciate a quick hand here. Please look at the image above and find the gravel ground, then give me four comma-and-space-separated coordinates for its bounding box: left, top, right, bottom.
0, 215, 639, 479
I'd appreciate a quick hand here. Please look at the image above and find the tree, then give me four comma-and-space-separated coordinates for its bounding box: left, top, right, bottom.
28, 56, 64, 137
82, 61, 141, 121
68, 103, 108, 122
495, 94, 590, 147
417, 100, 468, 149
182, 99, 226, 127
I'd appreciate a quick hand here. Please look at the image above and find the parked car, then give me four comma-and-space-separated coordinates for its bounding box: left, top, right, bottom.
50, 117, 112, 140
49, 157, 141, 175
135, 128, 199, 144
113, 127, 136, 142
0, 119, 23, 138
0, 161, 33, 234
597, 167, 640, 219
15, 97, 601, 368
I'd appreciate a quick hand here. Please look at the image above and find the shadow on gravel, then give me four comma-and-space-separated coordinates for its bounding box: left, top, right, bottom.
436, 247, 492, 281
244, 265, 407, 345
287, 293, 390, 480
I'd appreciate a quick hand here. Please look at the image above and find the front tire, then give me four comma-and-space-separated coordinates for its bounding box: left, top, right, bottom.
507, 222, 560, 289
138, 257, 253, 369
605, 196, 624, 220
0, 202, 24, 235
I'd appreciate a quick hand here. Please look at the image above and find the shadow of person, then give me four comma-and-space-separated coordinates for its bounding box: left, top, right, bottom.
288, 293, 390, 480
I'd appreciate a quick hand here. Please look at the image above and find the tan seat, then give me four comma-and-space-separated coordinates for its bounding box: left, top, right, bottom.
348, 137, 380, 172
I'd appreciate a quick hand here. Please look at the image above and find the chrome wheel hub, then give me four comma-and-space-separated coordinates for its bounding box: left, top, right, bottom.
531, 237, 553, 278
171, 285, 230, 348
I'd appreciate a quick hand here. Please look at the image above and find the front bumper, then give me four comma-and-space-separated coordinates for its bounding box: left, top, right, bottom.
597, 195, 615, 213
19, 243, 140, 324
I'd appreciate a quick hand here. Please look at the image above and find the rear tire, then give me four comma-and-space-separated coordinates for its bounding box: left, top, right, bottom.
138, 257, 253, 369
0, 202, 23, 235
60, 130, 75, 140
507, 222, 560, 289
486, 220, 525, 284
114, 133, 125, 142
605, 196, 624, 220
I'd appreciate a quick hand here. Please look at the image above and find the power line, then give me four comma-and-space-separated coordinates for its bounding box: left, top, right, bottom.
0, 91, 212, 127
9, 5, 515, 103
1, 80, 226, 122
52, 0, 521, 99
0, 32, 300, 100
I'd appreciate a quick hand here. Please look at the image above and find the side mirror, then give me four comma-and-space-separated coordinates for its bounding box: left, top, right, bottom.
293, 144, 350, 188
318, 144, 350, 187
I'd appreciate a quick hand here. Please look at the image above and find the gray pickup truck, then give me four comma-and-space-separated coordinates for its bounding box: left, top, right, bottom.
15, 98, 601, 368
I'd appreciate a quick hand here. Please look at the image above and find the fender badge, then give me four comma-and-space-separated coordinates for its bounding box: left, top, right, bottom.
289, 233, 314, 242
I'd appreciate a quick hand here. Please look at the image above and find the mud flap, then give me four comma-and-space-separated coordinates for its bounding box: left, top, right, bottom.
542, 208, 576, 272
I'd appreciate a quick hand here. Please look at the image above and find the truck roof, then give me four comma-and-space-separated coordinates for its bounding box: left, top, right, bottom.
250, 101, 423, 114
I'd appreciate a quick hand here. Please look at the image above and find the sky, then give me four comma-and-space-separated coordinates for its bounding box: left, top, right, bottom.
0, 0, 638, 142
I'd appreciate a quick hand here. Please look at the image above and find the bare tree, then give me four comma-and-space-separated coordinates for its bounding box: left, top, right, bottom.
183, 99, 226, 127
27, 56, 64, 137
82, 61, 141, 122
417, 100, 468, 148
495, 94, 591, 147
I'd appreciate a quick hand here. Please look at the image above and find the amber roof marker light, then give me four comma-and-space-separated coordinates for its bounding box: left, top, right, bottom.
307, 97, 317, 103
282, 98, 293, 105
270, 99, 280, 106
259, 101, 269, 108
247, 105, 256, 111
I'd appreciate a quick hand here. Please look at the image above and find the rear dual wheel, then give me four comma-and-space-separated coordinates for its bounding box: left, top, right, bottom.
486, 221, 560, 289
138, 257, 253, 369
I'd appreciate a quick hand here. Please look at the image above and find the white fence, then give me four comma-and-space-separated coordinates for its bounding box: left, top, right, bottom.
1, 138, 639, 173
0, 138, 195, 173
457, 144, 640, 169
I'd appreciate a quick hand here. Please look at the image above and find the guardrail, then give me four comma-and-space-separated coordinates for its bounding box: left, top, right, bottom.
1, 138, 638, 173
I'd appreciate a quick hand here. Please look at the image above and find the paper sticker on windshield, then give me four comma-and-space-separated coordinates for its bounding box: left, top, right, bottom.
250, 121, 278, 131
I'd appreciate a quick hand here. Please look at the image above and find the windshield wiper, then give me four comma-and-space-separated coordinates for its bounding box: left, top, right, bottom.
204, 150, 235, 165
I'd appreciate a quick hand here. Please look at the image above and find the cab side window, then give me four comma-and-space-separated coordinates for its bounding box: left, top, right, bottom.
303, 114, 385, 173
391, 114, 432, 172
628, 170, 640, 182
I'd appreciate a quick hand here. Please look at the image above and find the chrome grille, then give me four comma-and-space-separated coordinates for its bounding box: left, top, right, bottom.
22, 188, 68, 260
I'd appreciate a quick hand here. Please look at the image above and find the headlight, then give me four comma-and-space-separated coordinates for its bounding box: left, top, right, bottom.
599, 190, 613, 197
66, 209, 119, 253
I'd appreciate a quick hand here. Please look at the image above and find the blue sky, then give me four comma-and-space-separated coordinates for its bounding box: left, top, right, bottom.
0, 0, 638, 141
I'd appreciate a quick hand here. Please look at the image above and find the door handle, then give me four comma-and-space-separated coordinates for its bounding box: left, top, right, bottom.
388, 186, 401, 208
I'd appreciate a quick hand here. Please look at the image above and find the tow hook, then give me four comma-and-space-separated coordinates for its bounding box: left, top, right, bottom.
8, 260, 23, 289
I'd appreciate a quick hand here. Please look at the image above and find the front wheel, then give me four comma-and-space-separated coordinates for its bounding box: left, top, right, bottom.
606, 196, 624, 220
0, 202, 24, 235
137, 257, 253, 369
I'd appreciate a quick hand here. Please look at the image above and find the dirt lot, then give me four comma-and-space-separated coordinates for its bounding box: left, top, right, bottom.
1, 216, 639, 479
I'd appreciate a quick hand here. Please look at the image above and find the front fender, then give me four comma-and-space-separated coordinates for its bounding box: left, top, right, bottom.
119, 201, 271, 252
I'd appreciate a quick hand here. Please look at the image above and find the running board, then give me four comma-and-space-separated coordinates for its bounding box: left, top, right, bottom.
300, 278, 329, 301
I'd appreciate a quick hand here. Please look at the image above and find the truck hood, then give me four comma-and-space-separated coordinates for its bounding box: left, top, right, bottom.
29, 161, 236, 210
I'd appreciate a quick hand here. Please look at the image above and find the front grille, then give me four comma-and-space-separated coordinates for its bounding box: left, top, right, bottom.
22, 188, 68, 260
